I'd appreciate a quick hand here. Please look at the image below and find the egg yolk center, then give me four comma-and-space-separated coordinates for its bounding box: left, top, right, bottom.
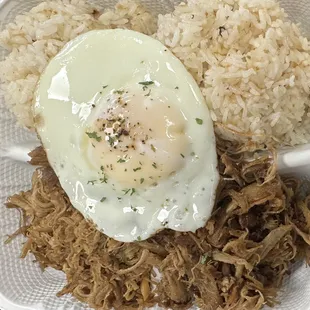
85, 91, 189, 187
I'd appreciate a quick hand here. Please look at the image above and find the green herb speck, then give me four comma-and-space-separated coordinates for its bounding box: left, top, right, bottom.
86, 131, 102, 142
130, 188, 136, 196
117, 158, 126, 163
87, 180, 96, 185
139, 81, 154, 86
114, 90, 124, 95
180, 153, 185, 158
137, 236, 142, 241
152, 162, 157, 169
151, 144, 156, 152
99, 175, 108, 183
133, 167, 141, 172
102, 85, 108, 89
195, 118, 203, 125
200, 253, 211, 265
140, 178, 144, 184
100, 197, 107, 202
108, 136, 115, 147
123, 189, 130, 195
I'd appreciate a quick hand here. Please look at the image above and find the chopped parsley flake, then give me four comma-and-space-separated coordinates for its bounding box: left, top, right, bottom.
107, 136, 115, 147
180, 153, 185, 158
130, 188, 136, 196
195, 118, 203, 125
99, 175, 108, 183
175, 86, 179, 89
151, 144, 156, 152
185, 207, 189, 212
133, 167, 141, 172
145, 89, 151, 96
100, 197, 107, 202
140, 178, 145, 184
137, 236, 142, 241
117, 158, 126, 163
87, 180, 96, 185
191, 152, 196, 156
102, 85, 108, 89
123, 189, 130, 195
131, 206, 137, 212
114, 90, 124, 95
86, 131, 102, 142
100, 165, 104, 172
152, 162, 157, 169
139, 81, 154, 86
200, 253, 211, 265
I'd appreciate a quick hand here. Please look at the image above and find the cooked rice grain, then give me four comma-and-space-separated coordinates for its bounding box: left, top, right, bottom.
0, 0, 156, 128
155, 0, 310, 145
0, 0, 310, 144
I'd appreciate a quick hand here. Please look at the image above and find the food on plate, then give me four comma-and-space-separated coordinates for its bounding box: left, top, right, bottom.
7, 141, 310, 310
1, 0, 310, 146
34, 28, 219, 241
1, 0, 310, 309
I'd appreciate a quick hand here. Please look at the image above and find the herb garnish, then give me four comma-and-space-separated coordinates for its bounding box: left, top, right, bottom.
99, 175, 108, 183
114, 90, 125, 95
107, 136, 115, 147
180, 153, 185, 158
152, 162, 157, 169
175, 86, 179, 89
133, 167, 141, 172
137, 236, 142, 241
151, 144, 156, 152
139, 81, 154, 86
145, 89, 151, 96
102, 85, 108, 89
100, 197, 107, 202
130, 188, 136, 196
117, 158, 126, 163
200, 253, 211, 265
195, 118, 203, 125
87, 180, 96, 185
123, 189, 130, 195
140, 178, 144, 184
131, 206, 137, 212
86, 131, 102, 142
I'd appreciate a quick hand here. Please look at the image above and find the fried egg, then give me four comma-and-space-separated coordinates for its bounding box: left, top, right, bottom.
34, 29, 219, 242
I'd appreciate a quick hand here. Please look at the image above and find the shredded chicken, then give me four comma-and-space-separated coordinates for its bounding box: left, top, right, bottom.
6, 139, 310, 310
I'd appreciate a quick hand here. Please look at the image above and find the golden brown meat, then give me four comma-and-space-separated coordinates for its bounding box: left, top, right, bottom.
6, 141, 310, 310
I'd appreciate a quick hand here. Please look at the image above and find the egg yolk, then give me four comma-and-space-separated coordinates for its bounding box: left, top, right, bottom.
84, 89, 189, 187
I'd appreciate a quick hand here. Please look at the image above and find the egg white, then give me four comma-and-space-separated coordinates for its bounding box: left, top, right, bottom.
34, 29, 219, 242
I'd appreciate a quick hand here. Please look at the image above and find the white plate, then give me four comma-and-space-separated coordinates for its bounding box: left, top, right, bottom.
0, 0, 310, 310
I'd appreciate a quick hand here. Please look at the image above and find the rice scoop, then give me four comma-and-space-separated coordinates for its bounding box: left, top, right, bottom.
34, 29, 219, 242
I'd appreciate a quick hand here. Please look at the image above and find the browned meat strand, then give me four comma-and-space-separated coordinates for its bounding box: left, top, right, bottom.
6, 140, 310, 310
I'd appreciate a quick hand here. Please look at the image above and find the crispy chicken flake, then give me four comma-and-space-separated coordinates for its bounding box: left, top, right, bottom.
5, 139, 310, 310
